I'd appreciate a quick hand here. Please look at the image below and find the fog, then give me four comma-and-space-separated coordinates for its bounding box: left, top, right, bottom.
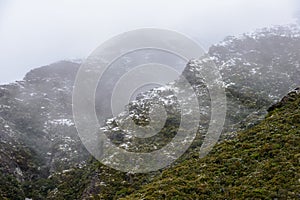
0, 0, 298, 84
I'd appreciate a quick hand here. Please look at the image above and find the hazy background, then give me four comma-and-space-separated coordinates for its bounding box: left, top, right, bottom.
0, 0, 299, 84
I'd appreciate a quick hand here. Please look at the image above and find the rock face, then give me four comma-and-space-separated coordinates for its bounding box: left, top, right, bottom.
0, 25, 300, 199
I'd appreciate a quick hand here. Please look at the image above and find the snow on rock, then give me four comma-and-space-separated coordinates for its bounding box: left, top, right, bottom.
47, 119, 75, 127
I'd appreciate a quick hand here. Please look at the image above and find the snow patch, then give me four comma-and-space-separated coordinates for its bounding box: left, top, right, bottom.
47, 119, 74, 127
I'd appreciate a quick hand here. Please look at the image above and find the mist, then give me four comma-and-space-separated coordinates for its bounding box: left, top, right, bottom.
0, 0, 298, 84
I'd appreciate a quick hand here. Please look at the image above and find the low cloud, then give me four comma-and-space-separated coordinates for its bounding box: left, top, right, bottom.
0, 0, 297, 83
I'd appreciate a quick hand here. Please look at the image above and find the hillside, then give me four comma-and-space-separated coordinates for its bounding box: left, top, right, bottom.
122, 88, 300, 199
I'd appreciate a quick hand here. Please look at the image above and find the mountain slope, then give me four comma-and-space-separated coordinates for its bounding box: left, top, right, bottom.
0, 61, 89, 199
122, 88, 300, 199
98, 25, 300, 170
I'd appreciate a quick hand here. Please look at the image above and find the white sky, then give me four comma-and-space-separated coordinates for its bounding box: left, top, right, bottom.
0, 0, 298, 84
